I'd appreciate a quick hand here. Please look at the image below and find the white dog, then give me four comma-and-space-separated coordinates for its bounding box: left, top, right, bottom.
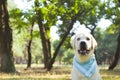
71, 32, 102, 80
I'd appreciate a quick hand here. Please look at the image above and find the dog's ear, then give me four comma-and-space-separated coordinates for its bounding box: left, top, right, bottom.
91, 35, 97, 49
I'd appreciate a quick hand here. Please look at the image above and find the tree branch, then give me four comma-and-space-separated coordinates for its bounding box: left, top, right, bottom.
47, 9, 88, 70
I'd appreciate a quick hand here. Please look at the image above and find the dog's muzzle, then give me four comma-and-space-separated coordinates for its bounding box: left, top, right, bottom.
78, 41, 90, 55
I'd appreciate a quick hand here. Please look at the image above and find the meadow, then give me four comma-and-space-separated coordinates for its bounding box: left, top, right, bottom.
0, 64, 120, 80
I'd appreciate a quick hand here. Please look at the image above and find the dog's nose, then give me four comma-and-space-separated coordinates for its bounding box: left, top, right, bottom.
80, 41, 86, 48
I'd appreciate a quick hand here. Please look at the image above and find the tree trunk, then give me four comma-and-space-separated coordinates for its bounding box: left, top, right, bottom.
47, 10, 85, 71
35, 1, 51, 68
0, 0, 16, 73
26, 22, 34, 69
47, 20, 75, 70
108, 33, 120, 70
37, 19, 51, 68
34, 0, 92, 70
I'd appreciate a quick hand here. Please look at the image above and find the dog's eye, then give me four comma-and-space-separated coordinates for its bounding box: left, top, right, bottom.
86, 37, 90, 40
77, 37, 80, 41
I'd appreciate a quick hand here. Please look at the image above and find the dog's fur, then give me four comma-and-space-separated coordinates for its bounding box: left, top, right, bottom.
71, 32, 102, 80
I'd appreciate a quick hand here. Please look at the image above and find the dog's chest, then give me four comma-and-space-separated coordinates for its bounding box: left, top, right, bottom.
73, 57, 97, 78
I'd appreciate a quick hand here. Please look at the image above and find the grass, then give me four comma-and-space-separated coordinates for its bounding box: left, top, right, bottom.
0, 64, 120, 80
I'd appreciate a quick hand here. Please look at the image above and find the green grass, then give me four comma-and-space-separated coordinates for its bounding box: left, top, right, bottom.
0, 64, 120, 80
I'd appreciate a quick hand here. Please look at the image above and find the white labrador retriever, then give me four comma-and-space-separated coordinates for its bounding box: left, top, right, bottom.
71, 32, 102, 80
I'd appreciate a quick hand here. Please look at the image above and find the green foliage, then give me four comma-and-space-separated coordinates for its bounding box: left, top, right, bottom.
52, 40, 74, 64
9, 8, 28, 33
103, 0, 120, 31
95, 27, 118, 64
62, 49, 74, 64
55, 0, 103, 51
31, 38, 43, 63
106, 24, 119, 34
52, 40, 59, 50
52, 40, 65, 63
94, 27, 104, 43
12, 30, 27, 57
9, 0, 120, 66
10, 7, 41, 62
62, 36, 72, 49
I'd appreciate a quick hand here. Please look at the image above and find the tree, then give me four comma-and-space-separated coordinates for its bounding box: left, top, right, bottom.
94, 27, 118, 65
62, 49, 74, 64
9, 7, 38, 69
109, 33, 120, 70
23, 10, 36, 69
102, 0, 120, 70
0, 0, 16, 73
26, 22, 34, 69
10, 0, 106, 71
34, 0, 101, 70
35, 1, 51, 68
52, 40, 66, 64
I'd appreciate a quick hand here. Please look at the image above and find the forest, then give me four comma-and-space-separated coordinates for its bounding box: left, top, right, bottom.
0, 0, 120, 79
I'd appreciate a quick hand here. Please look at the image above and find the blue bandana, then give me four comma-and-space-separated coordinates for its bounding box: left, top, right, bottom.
73, 56, 97, 78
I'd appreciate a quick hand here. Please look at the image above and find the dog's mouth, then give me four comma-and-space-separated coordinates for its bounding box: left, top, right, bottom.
78, 47, 90, 55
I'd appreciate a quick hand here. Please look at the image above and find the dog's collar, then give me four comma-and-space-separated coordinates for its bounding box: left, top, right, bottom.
73, 56, 97, 78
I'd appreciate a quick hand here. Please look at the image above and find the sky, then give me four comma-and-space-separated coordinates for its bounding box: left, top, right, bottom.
50, 19, 112, 40
14, 0, 34, 10
13, 0, 112, 40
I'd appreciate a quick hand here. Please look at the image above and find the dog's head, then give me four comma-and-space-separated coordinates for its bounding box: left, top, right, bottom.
72, 32, 97, 56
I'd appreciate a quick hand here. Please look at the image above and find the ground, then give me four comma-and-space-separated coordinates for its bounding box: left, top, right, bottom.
0, 64, 120, 80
